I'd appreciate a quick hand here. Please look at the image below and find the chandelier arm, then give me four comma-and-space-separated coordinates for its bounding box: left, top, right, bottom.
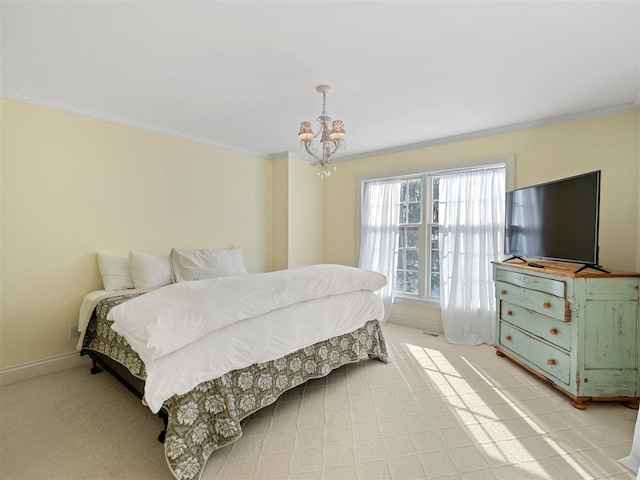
324, 141, 336, 161
324, 139, 341, 160
303, 141, 322, 162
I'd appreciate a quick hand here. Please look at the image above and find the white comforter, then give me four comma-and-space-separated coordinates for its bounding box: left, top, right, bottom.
144, 289, 383, 412
109, 264, 386, 363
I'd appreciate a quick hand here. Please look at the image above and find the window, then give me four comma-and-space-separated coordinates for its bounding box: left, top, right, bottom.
359, 159, 511, 306
361, 161, 513, 303
394, 175, 442, 300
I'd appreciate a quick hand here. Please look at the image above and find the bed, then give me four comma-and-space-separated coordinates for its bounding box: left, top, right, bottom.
77, 263, 389, 480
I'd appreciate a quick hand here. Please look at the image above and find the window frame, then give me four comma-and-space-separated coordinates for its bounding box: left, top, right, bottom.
355, 155, 515, 308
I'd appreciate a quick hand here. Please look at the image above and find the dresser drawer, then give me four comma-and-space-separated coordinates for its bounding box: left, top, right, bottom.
496, 281, 569, 322
585, 278, 640, 301
500, 301, 571, 351
499, 322, 570, 385
495, 268, 566, 297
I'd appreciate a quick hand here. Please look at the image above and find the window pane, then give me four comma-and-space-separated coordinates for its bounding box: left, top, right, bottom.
399, 203, 407, 224
428, 224, 440, 298
408, 202, 421, 223
406, 227, 419, 248
395, 271, 405, 293
406, 249, 419, 269
408, 179, 421, 202
397, 250, 405, 269
432, 177, 441, 223
431, 255, 440, 273
430, 274, 440, 297
400, 178, 422, 225
398, 228, 405, 247
430, 227, 439, 249
406, 271, 419, 294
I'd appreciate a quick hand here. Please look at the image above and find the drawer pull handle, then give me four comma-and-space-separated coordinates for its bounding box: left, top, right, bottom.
501, 290, 507, 295
505, 335, 512, 341
547, 358, 556, 366
506, 310, 513, 316
543, 302, 551, 309
549, 328, 558, 335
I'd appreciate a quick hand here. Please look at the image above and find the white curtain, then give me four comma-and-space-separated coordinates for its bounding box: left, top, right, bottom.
439, 167, 505, 345
619, 411, 640, 476
358, 179, 402, 323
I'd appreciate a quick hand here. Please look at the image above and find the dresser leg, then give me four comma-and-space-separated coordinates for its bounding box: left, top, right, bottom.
623, 401, 639, 410
496, 350, 506, 357
571, 399, 587, 410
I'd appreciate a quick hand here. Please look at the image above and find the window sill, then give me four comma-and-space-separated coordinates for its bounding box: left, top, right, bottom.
394, 295, 441, 309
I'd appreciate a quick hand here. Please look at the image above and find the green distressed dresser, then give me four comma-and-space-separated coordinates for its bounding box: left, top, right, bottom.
493, 261, 640, 410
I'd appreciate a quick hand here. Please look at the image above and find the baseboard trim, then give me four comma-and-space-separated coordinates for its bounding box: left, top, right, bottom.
0, 352, 91, 387
388, 314, 444, 335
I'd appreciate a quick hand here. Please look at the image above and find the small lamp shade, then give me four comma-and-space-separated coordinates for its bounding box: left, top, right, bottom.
298, 122, 315, 141
329, 120, 346, 140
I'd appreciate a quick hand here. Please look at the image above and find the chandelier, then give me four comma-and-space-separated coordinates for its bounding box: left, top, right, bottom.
298, 85, 346, 179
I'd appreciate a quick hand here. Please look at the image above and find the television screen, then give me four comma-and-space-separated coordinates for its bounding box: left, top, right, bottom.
504, 171, 601, 265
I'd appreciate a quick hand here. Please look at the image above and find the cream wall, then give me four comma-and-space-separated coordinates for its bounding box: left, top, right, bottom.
271, 157, 289, 271
271, 154, 324, 270
0, 98, 273, 369
288, 156, 324, 268
324, 110, 640, 327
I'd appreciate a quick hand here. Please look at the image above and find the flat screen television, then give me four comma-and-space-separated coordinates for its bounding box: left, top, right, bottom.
504, 171, 601, 267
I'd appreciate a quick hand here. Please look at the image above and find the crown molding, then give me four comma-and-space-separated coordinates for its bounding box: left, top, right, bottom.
0, 89, 272, 159
335, 102, 639, 163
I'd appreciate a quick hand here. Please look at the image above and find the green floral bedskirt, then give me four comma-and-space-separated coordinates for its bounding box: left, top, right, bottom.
83, 294, 389, 480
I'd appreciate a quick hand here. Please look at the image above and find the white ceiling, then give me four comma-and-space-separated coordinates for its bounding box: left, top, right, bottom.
2, 1, 639, 160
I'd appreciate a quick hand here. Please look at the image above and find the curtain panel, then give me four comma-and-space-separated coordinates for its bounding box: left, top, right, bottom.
439, 167, 505, 345
358, 179, 402, 322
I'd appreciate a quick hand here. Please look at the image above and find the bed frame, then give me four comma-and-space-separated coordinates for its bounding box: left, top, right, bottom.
82, 349, 169, 443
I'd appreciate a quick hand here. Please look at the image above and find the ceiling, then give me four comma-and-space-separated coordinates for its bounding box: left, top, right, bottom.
2, 1, 639, 160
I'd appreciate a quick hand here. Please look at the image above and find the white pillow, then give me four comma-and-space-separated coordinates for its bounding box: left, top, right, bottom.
129, 251, 172, 289
98, 253, 135, 291
171, 247, 248, 283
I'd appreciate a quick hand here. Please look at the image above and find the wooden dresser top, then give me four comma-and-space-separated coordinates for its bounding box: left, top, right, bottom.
492, 260, 640, 279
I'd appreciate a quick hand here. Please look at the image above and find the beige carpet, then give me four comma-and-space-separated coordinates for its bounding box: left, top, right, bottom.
1, 323, 636, 479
